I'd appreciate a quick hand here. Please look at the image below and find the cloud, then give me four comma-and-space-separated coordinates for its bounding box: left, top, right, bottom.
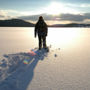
59, 14, 85, 21
0, 8, 90, 24
0, 10, 6, 20
84, 13, 90, 19
65, 3, 90, 8
18, 14, 55, 21
0, 15, 5, 18
80, 4, 90, 7
0, 9, 24, 20
18, 13, 90, 22
58, 13, 90, 22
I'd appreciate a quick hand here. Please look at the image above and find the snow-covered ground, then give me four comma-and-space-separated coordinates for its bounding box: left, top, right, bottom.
0, 27, 90, 90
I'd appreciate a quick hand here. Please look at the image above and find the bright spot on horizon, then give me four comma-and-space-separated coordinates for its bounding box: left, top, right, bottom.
47, 28, 82, 48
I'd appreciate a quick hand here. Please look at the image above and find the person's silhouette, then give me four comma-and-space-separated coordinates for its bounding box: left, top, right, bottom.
35, 16, 48, 50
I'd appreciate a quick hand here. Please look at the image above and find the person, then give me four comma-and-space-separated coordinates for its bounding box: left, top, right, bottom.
34, 16, 48, 50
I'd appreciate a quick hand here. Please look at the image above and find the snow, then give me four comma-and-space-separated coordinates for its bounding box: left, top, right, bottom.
0, 49, 49, 90
0, 27, 90, 90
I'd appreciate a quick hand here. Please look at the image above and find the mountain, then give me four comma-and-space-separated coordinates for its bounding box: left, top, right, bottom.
0, 19, 35, 27
50, 23, 90, 27
0, 19, 90, 27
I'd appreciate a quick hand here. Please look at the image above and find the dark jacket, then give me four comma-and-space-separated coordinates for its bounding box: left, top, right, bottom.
35, 19, 48, 37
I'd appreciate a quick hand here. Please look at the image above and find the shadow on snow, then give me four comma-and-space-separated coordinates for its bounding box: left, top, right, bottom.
0, 49, 48, 90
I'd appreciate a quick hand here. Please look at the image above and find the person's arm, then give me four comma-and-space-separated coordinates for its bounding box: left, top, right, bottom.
35, 24, 38, 38
47, 24, 48, 36
45, 23, 48, 36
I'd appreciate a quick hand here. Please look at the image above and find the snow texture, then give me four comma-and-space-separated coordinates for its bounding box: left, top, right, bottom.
0, 48, 51, 90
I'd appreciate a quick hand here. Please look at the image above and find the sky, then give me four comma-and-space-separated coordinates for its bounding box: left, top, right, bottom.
0, 0, 90, 24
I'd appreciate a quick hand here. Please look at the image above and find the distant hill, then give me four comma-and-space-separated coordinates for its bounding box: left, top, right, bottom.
50, 23, 90, 27
0, 19, 90, 27
0, 19, 35, 27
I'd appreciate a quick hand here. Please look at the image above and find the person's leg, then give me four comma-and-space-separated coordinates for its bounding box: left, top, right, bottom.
38, 36, 42, 50
42, 36, 47, 48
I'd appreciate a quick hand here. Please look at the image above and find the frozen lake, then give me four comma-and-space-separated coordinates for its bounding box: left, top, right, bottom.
0, 27, 90, 57
0, 27, 90, 90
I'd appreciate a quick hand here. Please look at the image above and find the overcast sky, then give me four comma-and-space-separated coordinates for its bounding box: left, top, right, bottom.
0, 0, 90, 24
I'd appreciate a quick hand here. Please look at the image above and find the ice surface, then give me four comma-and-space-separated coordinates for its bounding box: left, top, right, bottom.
0, 27, 90, 90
